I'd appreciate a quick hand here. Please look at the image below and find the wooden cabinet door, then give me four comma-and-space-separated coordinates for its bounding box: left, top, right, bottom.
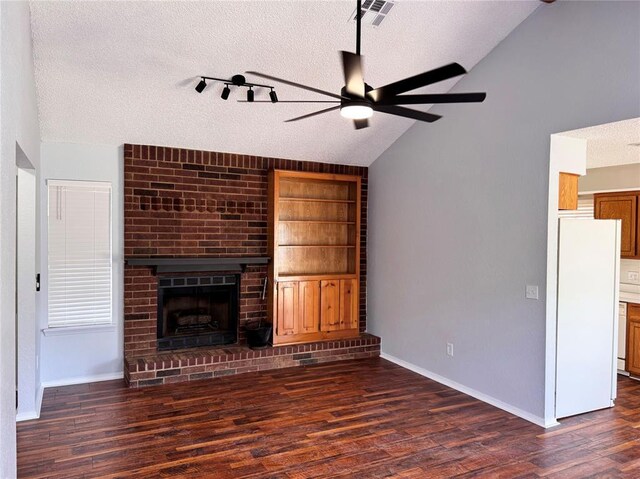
628, 305, 640, 376
320, 280, 340, 332
276, 281, 298, 336
594, 194, 637, 257
340, 279, 358, 330
298, 281, 320, 333
627, 319, 640, 376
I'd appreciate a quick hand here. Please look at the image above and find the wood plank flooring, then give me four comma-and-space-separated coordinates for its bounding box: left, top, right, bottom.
17, 358, 640, 478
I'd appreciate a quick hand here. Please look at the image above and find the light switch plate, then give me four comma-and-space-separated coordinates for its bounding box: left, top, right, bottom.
629, 271, 640, 282
526, 285, 539, 300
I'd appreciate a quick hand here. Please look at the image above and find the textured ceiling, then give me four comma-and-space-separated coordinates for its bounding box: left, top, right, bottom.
30, 0, 539, 166
560, 118, 640, 169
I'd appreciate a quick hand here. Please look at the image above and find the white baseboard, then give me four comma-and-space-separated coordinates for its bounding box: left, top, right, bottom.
380, 352, 559, 429
18, 373, 122, 422
41, 371, 124, 389
36, 383, 44, 415
16, 385, 45, 422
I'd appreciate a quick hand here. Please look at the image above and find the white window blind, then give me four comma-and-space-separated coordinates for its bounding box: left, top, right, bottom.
48, 180, 112, 328
558, 197, 595, 219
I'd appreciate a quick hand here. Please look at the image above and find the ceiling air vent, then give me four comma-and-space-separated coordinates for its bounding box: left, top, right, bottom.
349, 0, 396, 28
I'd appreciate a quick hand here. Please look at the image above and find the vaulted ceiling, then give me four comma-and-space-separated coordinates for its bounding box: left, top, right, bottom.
30, 1, 539, 166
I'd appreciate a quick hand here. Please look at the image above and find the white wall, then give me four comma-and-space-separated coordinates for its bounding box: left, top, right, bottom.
39, 142, 124, 385
368, 1, 640, 426
0, 2, 42, 476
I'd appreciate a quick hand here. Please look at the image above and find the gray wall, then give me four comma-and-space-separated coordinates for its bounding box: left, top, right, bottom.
368, 1, 640, 421
39, 143, 124, 385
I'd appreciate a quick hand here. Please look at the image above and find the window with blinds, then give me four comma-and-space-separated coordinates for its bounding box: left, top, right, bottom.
47, 180, 112, 328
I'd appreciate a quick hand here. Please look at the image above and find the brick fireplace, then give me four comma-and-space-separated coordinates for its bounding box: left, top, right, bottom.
123, 144, 378, 386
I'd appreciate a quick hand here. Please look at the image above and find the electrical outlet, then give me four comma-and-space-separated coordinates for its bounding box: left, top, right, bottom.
446, 342, 454, 357
628, 271, 640, 282
526, 285, 539, 300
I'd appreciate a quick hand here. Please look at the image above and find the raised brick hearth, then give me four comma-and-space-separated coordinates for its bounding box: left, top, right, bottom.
125, 334, 380, 387
123, 144, 373, 386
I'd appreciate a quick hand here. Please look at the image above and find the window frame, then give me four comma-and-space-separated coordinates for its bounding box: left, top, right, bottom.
46, 179, 114, 330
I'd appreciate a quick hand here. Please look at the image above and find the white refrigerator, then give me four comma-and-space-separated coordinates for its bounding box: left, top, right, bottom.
556, 218, 621, 419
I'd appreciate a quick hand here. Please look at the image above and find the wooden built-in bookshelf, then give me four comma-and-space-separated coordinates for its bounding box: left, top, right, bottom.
267, 170, 361, 345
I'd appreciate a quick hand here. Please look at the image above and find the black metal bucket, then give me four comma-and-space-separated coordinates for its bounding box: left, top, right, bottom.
246, 325, 272, 349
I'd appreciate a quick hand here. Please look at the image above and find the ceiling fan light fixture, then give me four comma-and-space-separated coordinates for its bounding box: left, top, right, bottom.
247, 87, 255, 102
221, 85, 231, 100
195, 79, 207, 93
269, 89, 278, 103
340, 103, 373, 120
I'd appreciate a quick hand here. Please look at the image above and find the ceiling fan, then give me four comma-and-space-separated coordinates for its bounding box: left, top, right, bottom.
246, 0, 486, 130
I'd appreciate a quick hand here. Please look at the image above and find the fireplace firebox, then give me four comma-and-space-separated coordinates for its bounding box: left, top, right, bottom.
157, 275, 239, 350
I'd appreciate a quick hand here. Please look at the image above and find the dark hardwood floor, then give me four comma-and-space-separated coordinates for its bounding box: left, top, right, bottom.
17, 358, 640, 478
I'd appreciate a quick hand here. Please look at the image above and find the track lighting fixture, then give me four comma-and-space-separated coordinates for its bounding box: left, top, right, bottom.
195, 79, 207, 93
195, 74, 276, 103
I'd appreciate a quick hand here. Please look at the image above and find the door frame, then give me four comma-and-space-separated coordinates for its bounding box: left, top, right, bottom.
15, 144, 40, 421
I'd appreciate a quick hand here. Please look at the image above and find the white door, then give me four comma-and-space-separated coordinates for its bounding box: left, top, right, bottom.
556, 218, 620, 419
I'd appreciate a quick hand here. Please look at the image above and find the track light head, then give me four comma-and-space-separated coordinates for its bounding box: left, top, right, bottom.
269, 89, 278, 103
221, 85, 230, 100
195, 79, 207, 93
247, 87, 254, 103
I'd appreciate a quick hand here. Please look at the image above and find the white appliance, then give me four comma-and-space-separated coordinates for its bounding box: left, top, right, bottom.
556, 218, 621, 419
619, 302, 627, 372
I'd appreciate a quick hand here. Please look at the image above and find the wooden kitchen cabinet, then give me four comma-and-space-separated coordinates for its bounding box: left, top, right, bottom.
627, 304, 640, 376
594, 192, 638, 258
268, 170, 362, 345
558, 172, 579, 210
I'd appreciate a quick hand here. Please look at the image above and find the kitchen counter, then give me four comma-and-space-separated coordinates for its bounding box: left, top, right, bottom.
620, 283, 640, 304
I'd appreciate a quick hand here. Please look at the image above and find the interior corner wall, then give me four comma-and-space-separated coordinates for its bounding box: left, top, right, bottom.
367, 0, 640, 424
38, 142, 124, 385
0, 1, 42, 476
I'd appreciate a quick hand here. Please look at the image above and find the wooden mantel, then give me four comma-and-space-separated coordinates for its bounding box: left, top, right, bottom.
124, 257, 270, 274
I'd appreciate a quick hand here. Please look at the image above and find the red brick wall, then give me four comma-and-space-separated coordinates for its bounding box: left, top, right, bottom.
123, 144, 368, 358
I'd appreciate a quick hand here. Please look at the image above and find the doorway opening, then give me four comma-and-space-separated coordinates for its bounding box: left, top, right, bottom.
545, 117, 640, 423
15, 143, 39, 421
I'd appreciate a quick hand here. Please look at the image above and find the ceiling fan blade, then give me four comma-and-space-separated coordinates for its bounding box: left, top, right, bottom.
373, 105, 442, 123
369, 63, 467, 102
284, 106, 341, 123
377, 92, 486, 105
353, 119, 369, 130
246, 71, 347, 100
237, 100, 340, 103
342, 51, 365, 98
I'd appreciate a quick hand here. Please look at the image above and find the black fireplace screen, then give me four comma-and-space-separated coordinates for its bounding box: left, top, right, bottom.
157, 275, 238, 350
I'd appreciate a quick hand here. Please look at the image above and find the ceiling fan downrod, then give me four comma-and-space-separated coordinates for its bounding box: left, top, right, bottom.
356, 0, 362, 56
